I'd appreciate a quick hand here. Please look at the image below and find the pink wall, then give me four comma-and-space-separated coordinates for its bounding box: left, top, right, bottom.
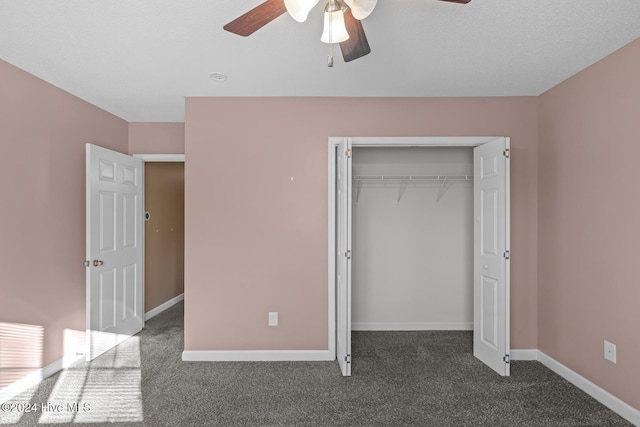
128, 122, 185, 154
0, 60, 128, 372
538, 39, 640, 410
184, 97, 539, 351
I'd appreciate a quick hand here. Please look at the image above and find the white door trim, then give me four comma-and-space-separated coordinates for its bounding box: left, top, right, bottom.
133, 154, 185, 162
327, 143, 337, 359
327, 136, 509, 367
348, 136, 501, 147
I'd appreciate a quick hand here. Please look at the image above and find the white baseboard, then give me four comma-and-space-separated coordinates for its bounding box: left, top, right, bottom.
510, 349, 538, 361
0, 358, 64, 404
537, 351, 640, 426
182, 350, 333, 362
1, 293, 184, 404
352, 322, 473, 331
145, 293, 184, 321
508, 349, 640, 425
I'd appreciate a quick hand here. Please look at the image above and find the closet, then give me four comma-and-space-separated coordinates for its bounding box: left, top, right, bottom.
351, 147, 474, 331
330, 136, 510, 378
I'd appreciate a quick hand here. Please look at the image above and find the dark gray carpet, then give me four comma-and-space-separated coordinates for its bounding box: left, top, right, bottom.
1, 302, 632, 426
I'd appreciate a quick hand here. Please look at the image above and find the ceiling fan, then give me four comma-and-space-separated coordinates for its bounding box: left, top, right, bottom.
224, 0, 472, 65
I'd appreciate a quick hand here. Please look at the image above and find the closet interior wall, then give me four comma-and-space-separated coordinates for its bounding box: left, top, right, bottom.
352, 147, 474, 330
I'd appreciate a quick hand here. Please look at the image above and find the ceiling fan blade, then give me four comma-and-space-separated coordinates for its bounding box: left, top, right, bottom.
436, 0, 472, 3
339, 9, 371, 62
223, 0, 288, 37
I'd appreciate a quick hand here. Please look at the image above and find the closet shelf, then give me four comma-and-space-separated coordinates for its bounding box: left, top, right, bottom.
353, 175, 472, 182
352, 175, 473, 204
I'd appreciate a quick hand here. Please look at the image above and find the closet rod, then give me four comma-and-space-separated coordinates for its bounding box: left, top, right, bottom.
353, 175, 473, 204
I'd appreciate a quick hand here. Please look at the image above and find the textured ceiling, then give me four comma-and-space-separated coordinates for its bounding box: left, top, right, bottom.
1, 0, 639, 122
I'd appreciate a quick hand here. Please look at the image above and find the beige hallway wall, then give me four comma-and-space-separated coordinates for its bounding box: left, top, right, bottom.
144, 162, 185, 312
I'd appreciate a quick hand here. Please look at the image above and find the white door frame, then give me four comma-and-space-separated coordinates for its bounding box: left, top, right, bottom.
327, 136, 509, 366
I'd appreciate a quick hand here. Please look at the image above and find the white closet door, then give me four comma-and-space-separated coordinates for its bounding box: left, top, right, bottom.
86, 144, 144, 360
473, 137, 510, 376
336, 138, 352, 376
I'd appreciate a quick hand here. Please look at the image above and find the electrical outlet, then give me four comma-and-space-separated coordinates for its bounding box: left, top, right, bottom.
604, 340, 616, 364
268, 312, 278, 327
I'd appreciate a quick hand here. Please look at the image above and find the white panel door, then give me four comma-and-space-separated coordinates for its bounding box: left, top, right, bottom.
86, 144, 143, 360
336, 138, 352, 376
473, 137, 510, 376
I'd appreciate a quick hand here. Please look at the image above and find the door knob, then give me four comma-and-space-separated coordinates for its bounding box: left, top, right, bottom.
93, 260, 104, 267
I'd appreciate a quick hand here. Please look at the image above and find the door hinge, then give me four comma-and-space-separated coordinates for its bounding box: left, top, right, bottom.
345, 148, 352, 158
503, 354, 510, 364
345, 354, 351, 364
503, 148, 510, 158
503, 250, 510, 260
345, 250, 351, 260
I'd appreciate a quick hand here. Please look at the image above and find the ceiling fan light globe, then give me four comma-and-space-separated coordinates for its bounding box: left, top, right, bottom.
284, 0, 320, 22
321, 10, 350, 43
344, 0, 377, 20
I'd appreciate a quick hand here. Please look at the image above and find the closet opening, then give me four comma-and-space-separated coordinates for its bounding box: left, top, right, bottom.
328, 137, 510, 378
352, 146, 474, 333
